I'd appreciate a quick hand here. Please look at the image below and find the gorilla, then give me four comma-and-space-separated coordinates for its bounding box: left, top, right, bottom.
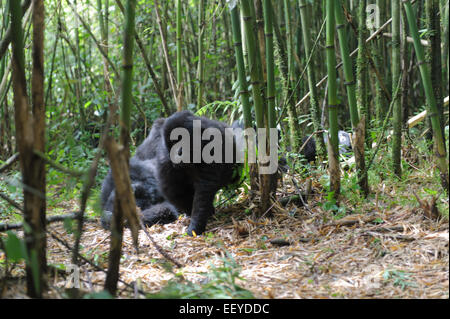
301, 130, 352, 162
101, 111, 241, 235
100, 157, 179, 229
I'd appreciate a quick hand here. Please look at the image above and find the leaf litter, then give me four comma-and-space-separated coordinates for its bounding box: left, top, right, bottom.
0, 173, 448, 299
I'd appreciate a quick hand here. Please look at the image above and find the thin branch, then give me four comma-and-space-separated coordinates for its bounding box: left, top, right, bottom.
0, 0, 32, 61
33, 150, 85, 177
48, 230, 147, 297
0, 212, 96, 232
0, 192, 23, 212
0, 153, 19, 174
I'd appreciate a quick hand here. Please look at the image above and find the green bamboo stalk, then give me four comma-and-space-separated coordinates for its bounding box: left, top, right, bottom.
299, 0, 326, 159
283, 0, 293, 83
255, 0, 267, 82
426, 0, 445, 142
260, 0, 278, 205
372, 0, 386, 126
119, 2, 135, 150
403, 0, 449, 192
197, 0, 205, 108
392, 0, 402, 177
442, 3, 449, 90
73, 0, 86, 128
230, 4, 252, 129
241, 0, 265, 129
241, 0, 271, 209
262, 0, 275, 129
335, 0, 368, 195
176, 0, 183, 108
356, 0, 369, 147
326, 0, 340, 196
282, 0, 300, 151
104, 0, 136, 296
270, 0, 288, 89
401, 7, 410, 128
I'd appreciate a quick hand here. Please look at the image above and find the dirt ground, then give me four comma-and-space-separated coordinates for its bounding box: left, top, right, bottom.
2, 176, 448, 299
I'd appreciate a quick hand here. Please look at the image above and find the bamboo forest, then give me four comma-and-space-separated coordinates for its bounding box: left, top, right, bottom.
0, 0, 448, 302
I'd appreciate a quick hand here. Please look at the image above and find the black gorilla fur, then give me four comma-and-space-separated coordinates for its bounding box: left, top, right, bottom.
301, 131, 352, 162
101, 111, 241, 235
100, 157, 179, 229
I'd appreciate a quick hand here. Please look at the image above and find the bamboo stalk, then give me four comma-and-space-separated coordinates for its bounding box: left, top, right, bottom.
104, 0, 139, 296
335, 0, 368, 195
230, 4, 252, 129
403, 0, 449, 192
9, 0, 46, 298
197, 0, 205, 108
392, 0, 402, 177
176, 0, 183, 109
299, 0, 326, 160
326, 0, 340, 196
283, 0, 300, 150
241, 0, 264, 129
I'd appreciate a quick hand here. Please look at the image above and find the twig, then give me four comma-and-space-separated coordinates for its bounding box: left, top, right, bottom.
0, 212, 96, 232
290, 177, 313, 214
138, 219, 184, 268
0, 153, 19, 174
329, 214, 378, 227
0, 192, 23, 212
364, 231, 415, 242
33, 150, 85, 177
48, 230, 147, 296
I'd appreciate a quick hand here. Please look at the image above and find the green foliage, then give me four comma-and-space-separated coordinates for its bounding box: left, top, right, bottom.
149, 254, 254, 299
83, 290, 114, 299
0, 173, 23, 217
317, 190, 347, 219
1, 231, 28, 263
196, 100, 240, 124
383, 269, 417, 290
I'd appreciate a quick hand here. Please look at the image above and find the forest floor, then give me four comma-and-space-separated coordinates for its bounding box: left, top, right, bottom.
1, 165, 448, 299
